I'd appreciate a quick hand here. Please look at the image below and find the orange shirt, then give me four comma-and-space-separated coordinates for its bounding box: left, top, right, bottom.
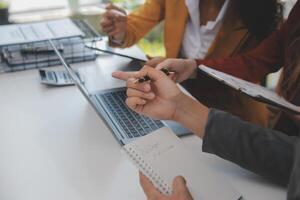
122, 0, 256, 59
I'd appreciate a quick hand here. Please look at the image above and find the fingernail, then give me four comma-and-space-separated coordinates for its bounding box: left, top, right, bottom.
149, 92, 155, 98
112, 71, 118, 77
143, 84, 150, 91
177, 176, 186, 184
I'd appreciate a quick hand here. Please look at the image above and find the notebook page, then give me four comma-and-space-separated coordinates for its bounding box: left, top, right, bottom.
123, 127, 242, 200
199, 65, 300, 114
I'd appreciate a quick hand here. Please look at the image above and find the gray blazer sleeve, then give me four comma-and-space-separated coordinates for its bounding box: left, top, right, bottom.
202, 109, 297, 186
287, 140, 300, 199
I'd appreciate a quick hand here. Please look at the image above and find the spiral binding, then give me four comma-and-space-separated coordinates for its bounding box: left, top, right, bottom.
125, 147, 172, 195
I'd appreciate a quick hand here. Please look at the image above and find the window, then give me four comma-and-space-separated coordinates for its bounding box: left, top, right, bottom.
8, 0, 68, 13
7, 0, 144, 13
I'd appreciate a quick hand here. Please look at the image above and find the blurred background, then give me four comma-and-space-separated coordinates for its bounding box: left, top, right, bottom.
2, 0, 297, 57
1, 0, 298, 87
2, 0, 164, 57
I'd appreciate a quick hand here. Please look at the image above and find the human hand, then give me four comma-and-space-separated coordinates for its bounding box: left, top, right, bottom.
113, 65, 186, 120
155, 59, 198, 83
100, 3, 127, 44
111, 58, 196, 82
110, 56, 167, 81
140, 173, 193, 200
113, 66, 209, 137
145, 56, 166, 67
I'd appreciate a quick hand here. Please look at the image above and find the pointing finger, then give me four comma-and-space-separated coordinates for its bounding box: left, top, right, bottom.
112, 71, 138, 81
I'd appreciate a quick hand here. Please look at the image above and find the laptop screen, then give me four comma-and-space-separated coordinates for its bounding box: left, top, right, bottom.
48, 39, 92, 101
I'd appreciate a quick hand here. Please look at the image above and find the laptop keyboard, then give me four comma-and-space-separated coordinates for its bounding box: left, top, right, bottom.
95, 90, 164, 138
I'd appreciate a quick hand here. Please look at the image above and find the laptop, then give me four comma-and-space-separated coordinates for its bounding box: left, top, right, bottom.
49, 39, 190, 145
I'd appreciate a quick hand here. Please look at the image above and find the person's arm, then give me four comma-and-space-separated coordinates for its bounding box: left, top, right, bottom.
113, 65, 296, 187
146, 29, 285, 83
203, 109, 297, 186
197, 27, 285, 83
197, 1, 300, 83
287, 140, 300, 199
122, 0, 165, 48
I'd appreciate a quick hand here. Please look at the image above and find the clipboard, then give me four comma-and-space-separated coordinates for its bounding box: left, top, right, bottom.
199, 65, 300, 114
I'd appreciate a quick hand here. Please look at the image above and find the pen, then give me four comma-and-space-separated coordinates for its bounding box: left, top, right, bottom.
21, 44, 64, 54
134, 68, 171, 84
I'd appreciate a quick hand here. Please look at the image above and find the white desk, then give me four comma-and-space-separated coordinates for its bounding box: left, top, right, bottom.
0, 52, 286, 200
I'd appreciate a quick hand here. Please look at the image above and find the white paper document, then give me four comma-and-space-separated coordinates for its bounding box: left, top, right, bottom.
0, 19, 84, 46
199, 65, 300, 114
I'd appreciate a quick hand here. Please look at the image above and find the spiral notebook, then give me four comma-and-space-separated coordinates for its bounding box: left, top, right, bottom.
122, 127, 243, 200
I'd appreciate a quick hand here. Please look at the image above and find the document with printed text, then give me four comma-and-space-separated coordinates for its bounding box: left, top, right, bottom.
0, 19, 84, 46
